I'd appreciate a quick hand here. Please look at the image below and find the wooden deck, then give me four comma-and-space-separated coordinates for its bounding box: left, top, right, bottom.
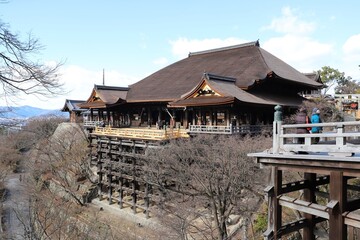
91, 126, 189, 140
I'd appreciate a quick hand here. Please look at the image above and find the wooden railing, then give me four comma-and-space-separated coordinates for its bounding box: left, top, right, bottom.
189, 124, 232, 134
189, 124, 272, 135
83, 120, 104, 128
92, 127, 189, 140
273, 121, 360, 155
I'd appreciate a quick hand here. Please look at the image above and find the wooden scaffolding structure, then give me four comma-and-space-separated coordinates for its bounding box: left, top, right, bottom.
249, 106, 360, 240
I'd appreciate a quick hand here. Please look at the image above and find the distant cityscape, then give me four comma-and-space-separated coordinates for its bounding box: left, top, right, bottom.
0, 105, 67, 119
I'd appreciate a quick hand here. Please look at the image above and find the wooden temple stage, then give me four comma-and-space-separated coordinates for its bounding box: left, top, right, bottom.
87, 126, 189, 219
249, 106, 360, 240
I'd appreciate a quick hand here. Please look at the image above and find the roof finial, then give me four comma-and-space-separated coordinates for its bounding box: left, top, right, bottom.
102, 68, 105, 85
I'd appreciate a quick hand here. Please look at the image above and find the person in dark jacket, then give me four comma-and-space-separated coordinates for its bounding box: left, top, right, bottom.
295, 107, 310, 144
311, 108, 322, 143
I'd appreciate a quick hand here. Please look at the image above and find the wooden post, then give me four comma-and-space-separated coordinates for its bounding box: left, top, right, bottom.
303, 173, 316, 240
118, 155, 124, 209
265, 167, 282, 239
329, 171, 347, 240
145, 183, 150, 219
108, 138, 113, 204
273, 167, 282, 240
273, 105, 282, 154
132, 141, 137, 214
97, 137, 103, 200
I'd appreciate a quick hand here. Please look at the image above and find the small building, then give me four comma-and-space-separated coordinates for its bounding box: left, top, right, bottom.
334, 94, 360, 121
61, 99, 86, 123
301, 72, 323, 99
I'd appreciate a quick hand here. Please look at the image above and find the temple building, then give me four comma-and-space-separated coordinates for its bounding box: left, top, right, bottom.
65, 41, 331, 224
79, 40, 323, 133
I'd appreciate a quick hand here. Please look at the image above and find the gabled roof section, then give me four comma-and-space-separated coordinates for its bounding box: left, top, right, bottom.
127, 40, 322, 103
80, 85, 129, 109
170, 73, 278, 107
258, 48, 323, 88
304, 72, 322, 84
61, 99, 86, 112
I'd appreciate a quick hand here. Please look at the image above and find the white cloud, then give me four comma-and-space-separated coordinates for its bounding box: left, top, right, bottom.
169, 37, 249, 59
263, 35, 333, 72
10, 65, 140, 109
263, 6, 315, 35
343, 34, 360, 59
342, 34, 360, 80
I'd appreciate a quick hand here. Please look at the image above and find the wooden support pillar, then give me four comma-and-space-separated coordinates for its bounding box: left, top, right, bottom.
264, 167, 282, 239
107, 109, 111, 125
303, 173, 316, 240
145, 183, 150, 219
329, 171, 347, 240
108, 138, 112, 204
118, 155, 124, 209
273, 167, 282, 240
132, 140, 137, 214
97, 137, 103, 200
226, 109, 230, 126
147, 107, 151, 127
132, 157, 137, 214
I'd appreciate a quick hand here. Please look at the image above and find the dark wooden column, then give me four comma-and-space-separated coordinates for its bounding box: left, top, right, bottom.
90, 108, 94, 121
97, 136, 103, 200
303, 173, 316, 240
329, 171, 347, 240
107, 138, 112, 204
118, 154, 124, 209
132, 141, 137, 214
183, 110, 188, 128
273, 167, 282, 240
147, 107, 151, 127
265, 166, 282, 239
144, 183, 150, 219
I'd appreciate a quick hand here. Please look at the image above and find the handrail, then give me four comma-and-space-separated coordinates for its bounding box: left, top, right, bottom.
189, 124, 272, 134
274, 121, 360, 155
83, 120, 103, 127
92, 127, 189, 140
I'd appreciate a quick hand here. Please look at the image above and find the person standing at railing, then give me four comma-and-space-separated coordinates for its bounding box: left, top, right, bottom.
311, 108, 322, 143
295, 107, 310, 144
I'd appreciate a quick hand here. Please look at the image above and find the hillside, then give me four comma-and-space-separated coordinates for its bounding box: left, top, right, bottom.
0, 105, 67, 119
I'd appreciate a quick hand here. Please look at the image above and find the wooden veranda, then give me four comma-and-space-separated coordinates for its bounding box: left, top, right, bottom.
249, 106, 360, 240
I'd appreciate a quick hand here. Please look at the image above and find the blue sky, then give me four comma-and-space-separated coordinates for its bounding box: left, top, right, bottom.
1, 1, 360, 109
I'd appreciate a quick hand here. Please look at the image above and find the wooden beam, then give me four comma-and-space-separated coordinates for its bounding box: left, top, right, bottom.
278, 196, 330, 219
280, 175, 329, 194
344, 211, 360, 228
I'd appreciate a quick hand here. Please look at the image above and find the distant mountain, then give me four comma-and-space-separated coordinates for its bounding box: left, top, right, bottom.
0, 105, 68, 119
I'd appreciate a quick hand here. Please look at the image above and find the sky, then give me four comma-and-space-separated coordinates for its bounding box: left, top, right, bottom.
1, 1, 360, 110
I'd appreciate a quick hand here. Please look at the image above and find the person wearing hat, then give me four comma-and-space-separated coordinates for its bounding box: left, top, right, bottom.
311, 108, 322, 143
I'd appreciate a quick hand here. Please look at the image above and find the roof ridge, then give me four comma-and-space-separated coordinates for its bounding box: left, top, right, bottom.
95, 84, 129, 91
205, 72, 236, 82
188, 40, 259, 57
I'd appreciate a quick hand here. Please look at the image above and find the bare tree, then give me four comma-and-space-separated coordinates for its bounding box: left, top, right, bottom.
144, 134, 271, 240
0, 20, 63, 103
